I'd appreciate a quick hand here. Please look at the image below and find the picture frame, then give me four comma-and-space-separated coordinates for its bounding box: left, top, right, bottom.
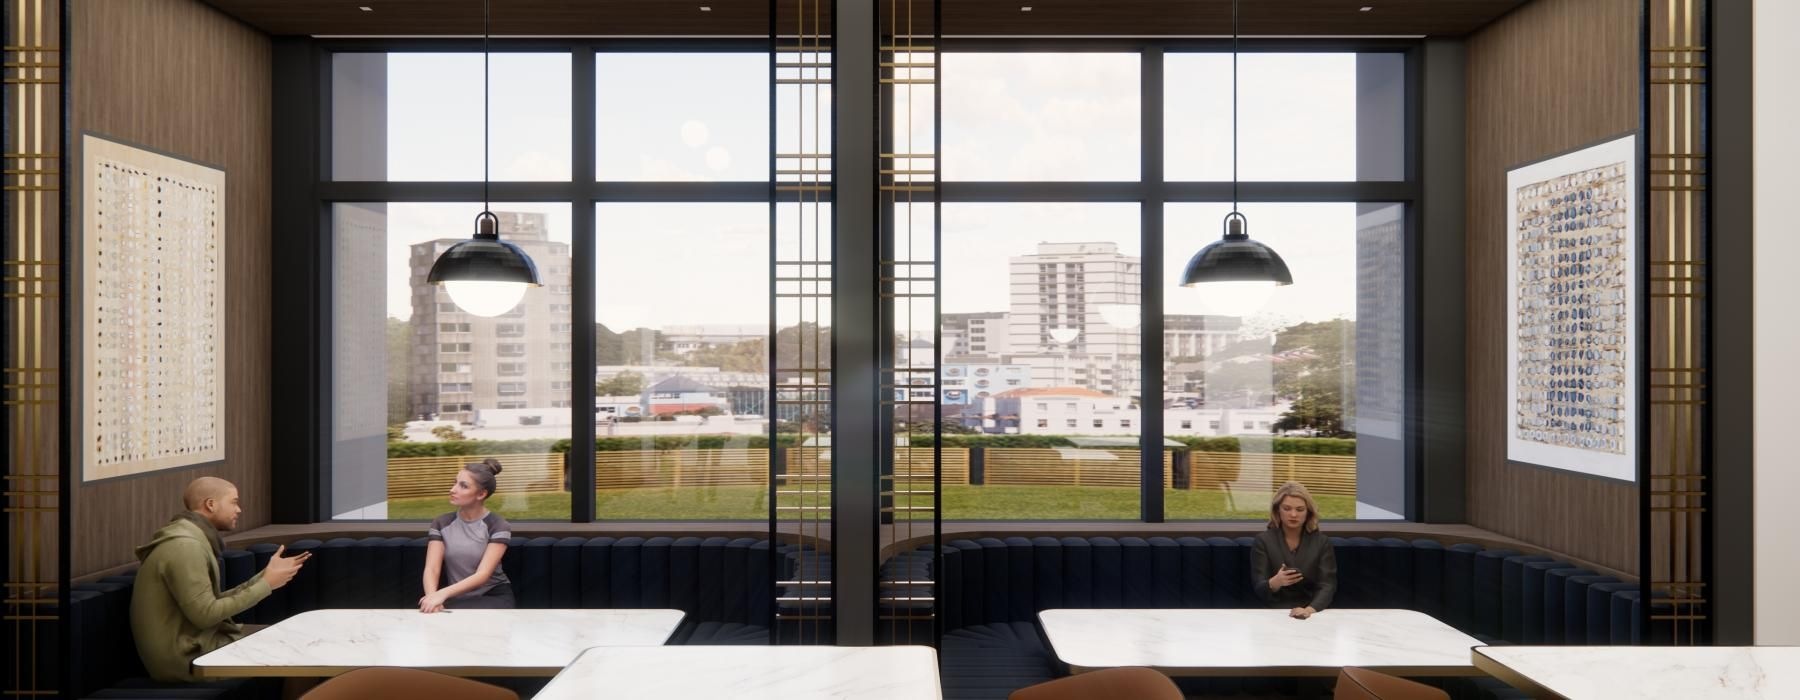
80, 134, 227, 482
1504, 133, 1638, 482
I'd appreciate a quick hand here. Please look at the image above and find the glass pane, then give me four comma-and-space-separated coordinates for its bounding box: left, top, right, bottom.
942, 53, 1140, 181
1162, 202, 1406, 520
593, 203, 771, 520
940, 203, 1143, 519
332, 53, 573, 181
331, 202, 573, 521
597, 54, 771, 181
1165, 53, 1404, 182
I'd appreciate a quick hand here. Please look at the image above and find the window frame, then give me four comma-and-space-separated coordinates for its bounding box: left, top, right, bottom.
287, 36, 1422, 525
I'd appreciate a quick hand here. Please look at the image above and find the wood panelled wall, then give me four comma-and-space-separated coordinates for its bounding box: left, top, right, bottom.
68, 0, 271, 576
1465, 0, 1639, 574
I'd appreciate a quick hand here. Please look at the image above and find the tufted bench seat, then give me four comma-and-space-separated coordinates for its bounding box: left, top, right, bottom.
923, 536, 1648, 700
70, 535, 787, 699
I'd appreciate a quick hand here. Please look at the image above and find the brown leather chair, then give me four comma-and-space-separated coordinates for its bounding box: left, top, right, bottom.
1007, 667, 1182, 700
1334, 667, 1450, 700
300, 668, 518, 700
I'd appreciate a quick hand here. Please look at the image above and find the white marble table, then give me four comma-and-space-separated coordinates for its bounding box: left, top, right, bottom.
1473, 646, 1800, 699
534, 646, 942, 700
1038, 609, 1484, 677
192, 609, 685, 677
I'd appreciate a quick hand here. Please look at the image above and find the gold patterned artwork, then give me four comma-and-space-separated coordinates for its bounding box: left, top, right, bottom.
81, 135, 226, 481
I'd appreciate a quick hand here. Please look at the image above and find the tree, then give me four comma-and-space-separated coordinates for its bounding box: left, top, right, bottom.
1273, 388, 1349, 437
387, 317, 414, 425
387, 424, 408, 442
686, 338, 766, 372
596, 324, 672, 365
1269, 318, 1355, 437
596, 371, 646, 397
775, 322, 832, 371
430, 425, 466, 441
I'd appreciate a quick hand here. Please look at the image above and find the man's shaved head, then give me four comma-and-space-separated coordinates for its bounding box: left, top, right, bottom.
183, 477, 243, 530
183, 477, 236, 510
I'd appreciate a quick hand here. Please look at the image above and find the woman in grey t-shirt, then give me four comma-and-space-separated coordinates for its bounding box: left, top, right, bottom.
420, 458, 514, 612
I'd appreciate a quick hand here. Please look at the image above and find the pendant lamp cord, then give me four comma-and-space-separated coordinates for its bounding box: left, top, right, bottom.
483, 0, 491, 213
1231, 0, 1239, 212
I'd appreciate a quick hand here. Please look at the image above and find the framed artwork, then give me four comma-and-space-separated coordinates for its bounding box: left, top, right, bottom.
1505, 134, 1637, 482
81, 134, 226, 482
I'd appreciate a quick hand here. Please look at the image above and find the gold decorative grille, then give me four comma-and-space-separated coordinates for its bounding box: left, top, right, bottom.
771, 0, 834, 645
1646, 0, 1708, 645
877, 0, 939, 646
4, 0, 64, 695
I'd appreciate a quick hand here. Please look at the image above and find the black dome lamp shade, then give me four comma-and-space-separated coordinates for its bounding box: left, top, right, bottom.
1181, 0, 1294, 297
1180, 212, 1293, 286
428, 211, 541, 317
425, 0, 538, 317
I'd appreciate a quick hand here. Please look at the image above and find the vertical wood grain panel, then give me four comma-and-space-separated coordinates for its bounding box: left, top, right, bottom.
1466, 0, 1639, 574
68, 0, 271, 576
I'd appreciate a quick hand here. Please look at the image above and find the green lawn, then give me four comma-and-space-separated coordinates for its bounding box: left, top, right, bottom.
387, 485, 1356, 521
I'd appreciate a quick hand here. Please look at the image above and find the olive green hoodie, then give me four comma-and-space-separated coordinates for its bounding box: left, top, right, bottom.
129, 513, 269, 681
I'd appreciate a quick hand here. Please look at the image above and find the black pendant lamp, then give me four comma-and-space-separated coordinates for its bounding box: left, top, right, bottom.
426, 0, 539, 317
1180, 0, 1293, 289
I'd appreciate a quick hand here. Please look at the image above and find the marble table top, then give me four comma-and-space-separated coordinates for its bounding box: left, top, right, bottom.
192, 609, 686, 677
534, 645, 942, 700
1473, 646, 1800, 699
1038, 608, 1484, 677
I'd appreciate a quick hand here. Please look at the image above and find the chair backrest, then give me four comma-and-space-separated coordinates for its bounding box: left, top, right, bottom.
1333, 667, 1449, 700
1006, 667, 1182, 700
301, 667, 518, 700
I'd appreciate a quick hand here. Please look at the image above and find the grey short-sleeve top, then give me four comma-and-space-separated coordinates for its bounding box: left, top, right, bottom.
427, 511, 513, 598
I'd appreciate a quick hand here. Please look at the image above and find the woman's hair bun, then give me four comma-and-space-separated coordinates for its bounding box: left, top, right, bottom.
482, 457, 503, 475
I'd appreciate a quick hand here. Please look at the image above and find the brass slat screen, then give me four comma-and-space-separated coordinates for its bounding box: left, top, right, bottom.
1646, 0, 1709, 645
771, 0, 834, 645
4, 0, 64, 695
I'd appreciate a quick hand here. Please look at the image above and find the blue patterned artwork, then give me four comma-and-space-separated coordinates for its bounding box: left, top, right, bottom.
1506, 135, 1637, 482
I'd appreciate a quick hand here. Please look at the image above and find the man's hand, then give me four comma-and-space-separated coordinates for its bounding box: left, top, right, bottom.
1268, 564, 1304, 592
262, 545, 310, 591
1290, 606, 1317, 620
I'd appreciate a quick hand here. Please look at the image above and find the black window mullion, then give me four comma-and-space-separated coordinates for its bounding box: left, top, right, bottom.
571, 43, 598, 523
1141, 47, 1166, 523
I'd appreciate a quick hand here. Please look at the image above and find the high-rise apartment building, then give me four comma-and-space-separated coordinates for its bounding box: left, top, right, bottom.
1005, 242, 1141, 394
408, 212, 573, 423
943, 312, 1011, 359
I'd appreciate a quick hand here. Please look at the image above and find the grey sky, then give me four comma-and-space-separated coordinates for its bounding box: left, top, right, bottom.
373, 52, 1372, 328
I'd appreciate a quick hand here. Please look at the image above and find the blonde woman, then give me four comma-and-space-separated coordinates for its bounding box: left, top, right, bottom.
1251, 481, 1337, 619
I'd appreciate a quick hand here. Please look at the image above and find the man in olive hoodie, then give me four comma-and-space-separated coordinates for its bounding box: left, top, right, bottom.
130, 477, 309, 681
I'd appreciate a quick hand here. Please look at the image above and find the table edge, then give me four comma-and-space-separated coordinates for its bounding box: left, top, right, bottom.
1039, 608, 1482, 677
191, 608, 689, 678
1470, 648, 1563, 699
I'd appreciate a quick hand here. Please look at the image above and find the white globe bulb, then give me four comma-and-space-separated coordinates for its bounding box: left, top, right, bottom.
1193, 280, 1278, 318
1096, 303, 1142, 330
445, 280, 529, 318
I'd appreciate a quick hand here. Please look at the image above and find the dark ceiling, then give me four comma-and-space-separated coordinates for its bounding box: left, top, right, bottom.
199, 0, 1529, 38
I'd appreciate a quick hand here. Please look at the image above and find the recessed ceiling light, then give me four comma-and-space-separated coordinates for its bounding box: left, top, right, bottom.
1360, 6, 1374, 11
699, 5, 712, 10
358, 5, 373, 10
1021, 5, 1034, 11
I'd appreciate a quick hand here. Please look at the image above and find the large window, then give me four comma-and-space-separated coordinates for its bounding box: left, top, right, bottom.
592, 203, 769, 520
331, 202, 572, 521
939, 203, 1145, 519
929, 47, 1413, 521
321, 43, 1416, 523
